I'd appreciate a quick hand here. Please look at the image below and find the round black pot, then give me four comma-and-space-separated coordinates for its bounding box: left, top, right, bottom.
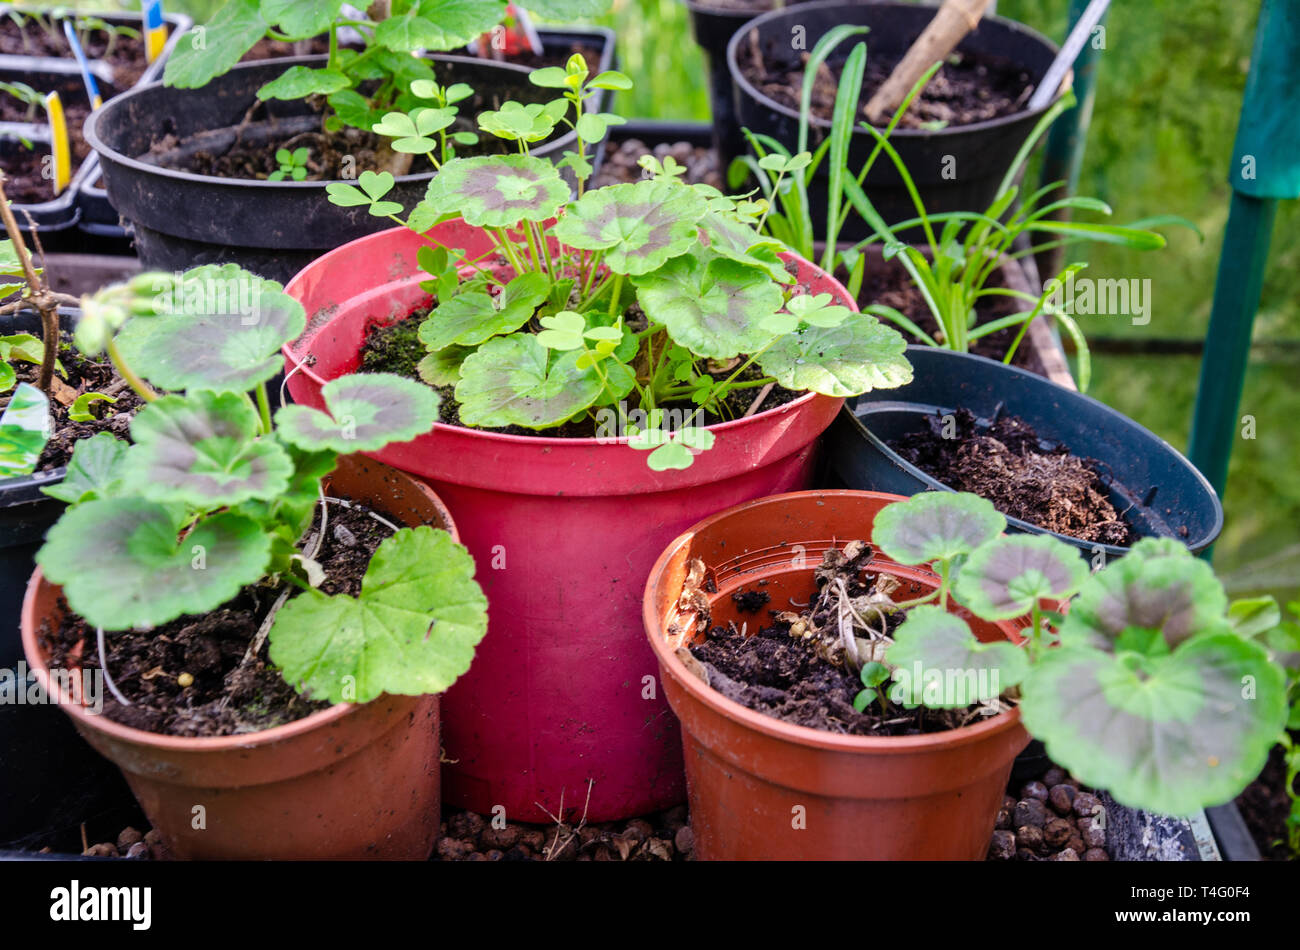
681, 0, 773, 169
0, 308, 140, 853
85, 54, 583, 283
824, 346, 1224, 560
727, 0, 1061, 241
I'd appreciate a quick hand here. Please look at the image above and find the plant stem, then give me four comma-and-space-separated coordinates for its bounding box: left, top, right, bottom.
255, 383, 273, 434
106, 338, 157, 403
0, 175, 59, 393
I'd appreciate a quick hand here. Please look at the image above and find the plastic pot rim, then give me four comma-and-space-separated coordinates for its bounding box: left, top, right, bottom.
725, 0, 1065, 140
643, 487, 1026, 756
283, 222, 850, 453
84, 53, 577, 191
19, 458, 460, 755
843, 346, 1226, 557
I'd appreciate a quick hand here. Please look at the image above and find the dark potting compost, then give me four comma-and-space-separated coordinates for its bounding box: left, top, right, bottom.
1235, 730, 1298, 861
0, 17, 152, 87
738, 34, 1035, 131
7, 329, 141, 471
890, 408, 1137, 546
690, 542, 993, 737
357, 305, 802, 437
41, 499, 392, 738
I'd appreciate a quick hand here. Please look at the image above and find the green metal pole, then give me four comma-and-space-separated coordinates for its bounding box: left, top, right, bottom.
1186, 193, 1278, 497
1035, 0, 1109, 279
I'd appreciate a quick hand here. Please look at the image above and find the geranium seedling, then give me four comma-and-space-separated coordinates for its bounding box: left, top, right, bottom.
328, 57, 916, 470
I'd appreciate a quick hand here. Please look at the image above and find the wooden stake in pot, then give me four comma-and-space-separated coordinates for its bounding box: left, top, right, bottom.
863, 0, 995, 125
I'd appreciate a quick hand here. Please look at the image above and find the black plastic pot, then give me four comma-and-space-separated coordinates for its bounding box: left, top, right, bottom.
87, 32, 612, 283
0, 7, 189, 243
824, 346, 1224, 560
681, 0, 772, 168
0, 308, 141, 854
80, 24, 603, 251
727, 0, 1061, 240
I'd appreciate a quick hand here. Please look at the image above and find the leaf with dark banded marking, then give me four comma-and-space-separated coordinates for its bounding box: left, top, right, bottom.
554, 179, 707, 276
123, 392, 293, 508
275, 374, 440, 453
633, 254, 781, 360
953, 534, 1089, 620
421, 155, 567, 228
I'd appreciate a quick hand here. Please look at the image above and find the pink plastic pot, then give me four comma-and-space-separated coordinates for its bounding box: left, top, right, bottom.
284, 222, 851, 822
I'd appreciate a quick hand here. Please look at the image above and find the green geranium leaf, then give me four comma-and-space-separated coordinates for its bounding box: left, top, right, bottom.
524, 0, 610, 18
455, 333, 630, 429
41, 433, 128, 504
375, 0, 503, 53
328, 90, 382, 132
276, 373, 440, 453
257, 66, 350, 101
260, 0, 341, 39
37, 499, 270, 631
418, 271, 549, 351
874, 492, 1007, 566
0, 363, 13, 394
1020, 633, 1288, 815
554, 180, 707, 276
164, 0, 268, 89
0, 383, 50, 479
423, 155, 567, 229
699, 211, 790, 283
115, 264, 306, 393
759, 312, 913, 397
1058, 538, 1228, 650
954, 534, 1090, 620
417, 345, 472, 387
124, 392, 293, 508
634, 255, 781, 360
885, 605, 1028, 708
268, 525, 489, 704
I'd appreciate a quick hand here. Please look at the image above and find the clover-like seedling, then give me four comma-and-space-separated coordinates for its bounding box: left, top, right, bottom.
268, 146, 310, 182
853, 660, 892, 715
869, 492, 1289, 816
325, 57, 914, 467
37, 263, 484, 712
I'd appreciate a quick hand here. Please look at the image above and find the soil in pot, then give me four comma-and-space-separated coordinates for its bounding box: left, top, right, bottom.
890, 407, 1138, 546
355, 283, 802, 437
592, 137, 722, 190
1235, 729, 1298, 861
39, 496, 392, 737
992, 764, 1112, 862
0, 76, 100, 204
146, 62, 569, 181
737, 30, 1035, 131
0, 17, 153, 87
688, 540, 1008, 736
5, 328, 141, 470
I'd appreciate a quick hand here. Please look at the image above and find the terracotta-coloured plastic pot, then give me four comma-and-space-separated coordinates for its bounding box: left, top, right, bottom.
21, 455, 459, 860
644, 490, 1031, 860
283, 223, 849, 822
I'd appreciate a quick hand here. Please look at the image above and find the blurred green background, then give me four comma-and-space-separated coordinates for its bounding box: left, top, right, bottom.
81, 0, 1300, 599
